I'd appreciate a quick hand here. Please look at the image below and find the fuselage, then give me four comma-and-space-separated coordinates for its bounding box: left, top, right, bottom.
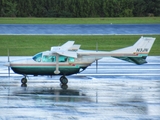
10, 52, 96, 76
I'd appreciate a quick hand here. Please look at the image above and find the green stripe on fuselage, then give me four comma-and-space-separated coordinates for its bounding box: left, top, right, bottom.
11, 65, 82, 75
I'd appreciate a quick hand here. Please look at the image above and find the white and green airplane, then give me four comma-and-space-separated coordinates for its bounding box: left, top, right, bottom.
5, 36, 155, 86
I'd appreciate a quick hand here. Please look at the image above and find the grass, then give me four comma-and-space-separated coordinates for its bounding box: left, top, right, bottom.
0, 35, 159, 56
0, 17, 160, 24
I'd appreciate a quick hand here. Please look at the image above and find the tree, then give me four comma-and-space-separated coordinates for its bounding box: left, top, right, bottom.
4, 1, 17, 17
0, 0, 5, 17
0, 0, 159, 17
133, 0, 146, 17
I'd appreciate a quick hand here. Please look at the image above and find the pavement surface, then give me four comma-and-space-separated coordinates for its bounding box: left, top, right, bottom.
0, 24, 160, 35
0, 56, 160, 120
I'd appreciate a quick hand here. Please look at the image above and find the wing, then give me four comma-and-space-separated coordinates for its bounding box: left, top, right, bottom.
61, 41, 75, 50
51, 41, 78, 58
69, 45, 81, 51
51, 41, 75, 51
57, 51, 77, 58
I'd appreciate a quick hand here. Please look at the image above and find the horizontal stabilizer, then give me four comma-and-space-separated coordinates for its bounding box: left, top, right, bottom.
114, 56, 147, 65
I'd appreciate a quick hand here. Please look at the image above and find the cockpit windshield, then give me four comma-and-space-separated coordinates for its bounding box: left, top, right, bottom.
33, 53, 42, 62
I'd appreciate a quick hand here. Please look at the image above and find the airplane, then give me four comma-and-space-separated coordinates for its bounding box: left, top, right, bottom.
5, 36, 155, 87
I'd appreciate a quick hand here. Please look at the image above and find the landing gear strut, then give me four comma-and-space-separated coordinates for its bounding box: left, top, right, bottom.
60, 76, 68, 89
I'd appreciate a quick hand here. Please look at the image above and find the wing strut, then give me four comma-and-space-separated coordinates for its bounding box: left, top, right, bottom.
54, 54, 60, 74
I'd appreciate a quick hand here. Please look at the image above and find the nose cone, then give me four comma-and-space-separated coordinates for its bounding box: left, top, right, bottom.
4, 62, 10, 67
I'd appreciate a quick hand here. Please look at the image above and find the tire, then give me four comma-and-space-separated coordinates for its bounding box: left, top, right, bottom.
60, 76, 68, 84
21, 78, 27, 84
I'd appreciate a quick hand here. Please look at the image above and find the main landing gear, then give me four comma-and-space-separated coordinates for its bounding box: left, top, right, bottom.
60, 75, 68, 89
20, 75, 68, 89
60, 76, 68, 84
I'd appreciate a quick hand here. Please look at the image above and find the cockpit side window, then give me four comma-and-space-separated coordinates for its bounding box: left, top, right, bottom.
59, 56, 67, 62
68, 57, 75, 63
33, 53, 42, 62
42, 56, 55, 62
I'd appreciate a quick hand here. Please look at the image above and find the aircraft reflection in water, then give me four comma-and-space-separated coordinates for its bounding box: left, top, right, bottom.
12, 86, 148, 115
4, 36, 155, 88
21, 83, 69, 89
14, 87, 90, 103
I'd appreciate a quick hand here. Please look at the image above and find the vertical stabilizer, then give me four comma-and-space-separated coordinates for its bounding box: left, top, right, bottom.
133, 36, 155, 55
111, 36, 155, 56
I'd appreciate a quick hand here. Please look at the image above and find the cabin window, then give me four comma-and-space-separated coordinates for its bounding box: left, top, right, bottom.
33, 53, 68, 63
42, 55, 67, 62
59, 56, 67, 62
42, 56, 55, 62
68, 57, 75, 63
33, 53, 42, 62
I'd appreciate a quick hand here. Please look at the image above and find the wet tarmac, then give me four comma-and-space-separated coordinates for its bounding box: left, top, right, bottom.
0, 24, 160, 35
0, 56, 160, 120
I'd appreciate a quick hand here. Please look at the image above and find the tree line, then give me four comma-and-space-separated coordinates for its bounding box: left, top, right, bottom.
0, 0, 160, 17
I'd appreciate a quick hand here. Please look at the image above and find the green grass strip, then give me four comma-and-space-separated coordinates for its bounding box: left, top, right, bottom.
0, 35, 159, 56
0, 17, 160, 24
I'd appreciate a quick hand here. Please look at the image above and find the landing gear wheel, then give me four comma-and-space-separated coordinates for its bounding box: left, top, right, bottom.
21, 77, 27, 84
60, 76, 68, 85
60, 84, 68, 90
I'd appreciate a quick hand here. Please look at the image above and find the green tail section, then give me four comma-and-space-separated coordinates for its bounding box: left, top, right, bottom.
114, 56, 147, 65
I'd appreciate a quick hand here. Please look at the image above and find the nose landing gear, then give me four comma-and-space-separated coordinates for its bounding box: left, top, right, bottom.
21, 77, 27, 87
